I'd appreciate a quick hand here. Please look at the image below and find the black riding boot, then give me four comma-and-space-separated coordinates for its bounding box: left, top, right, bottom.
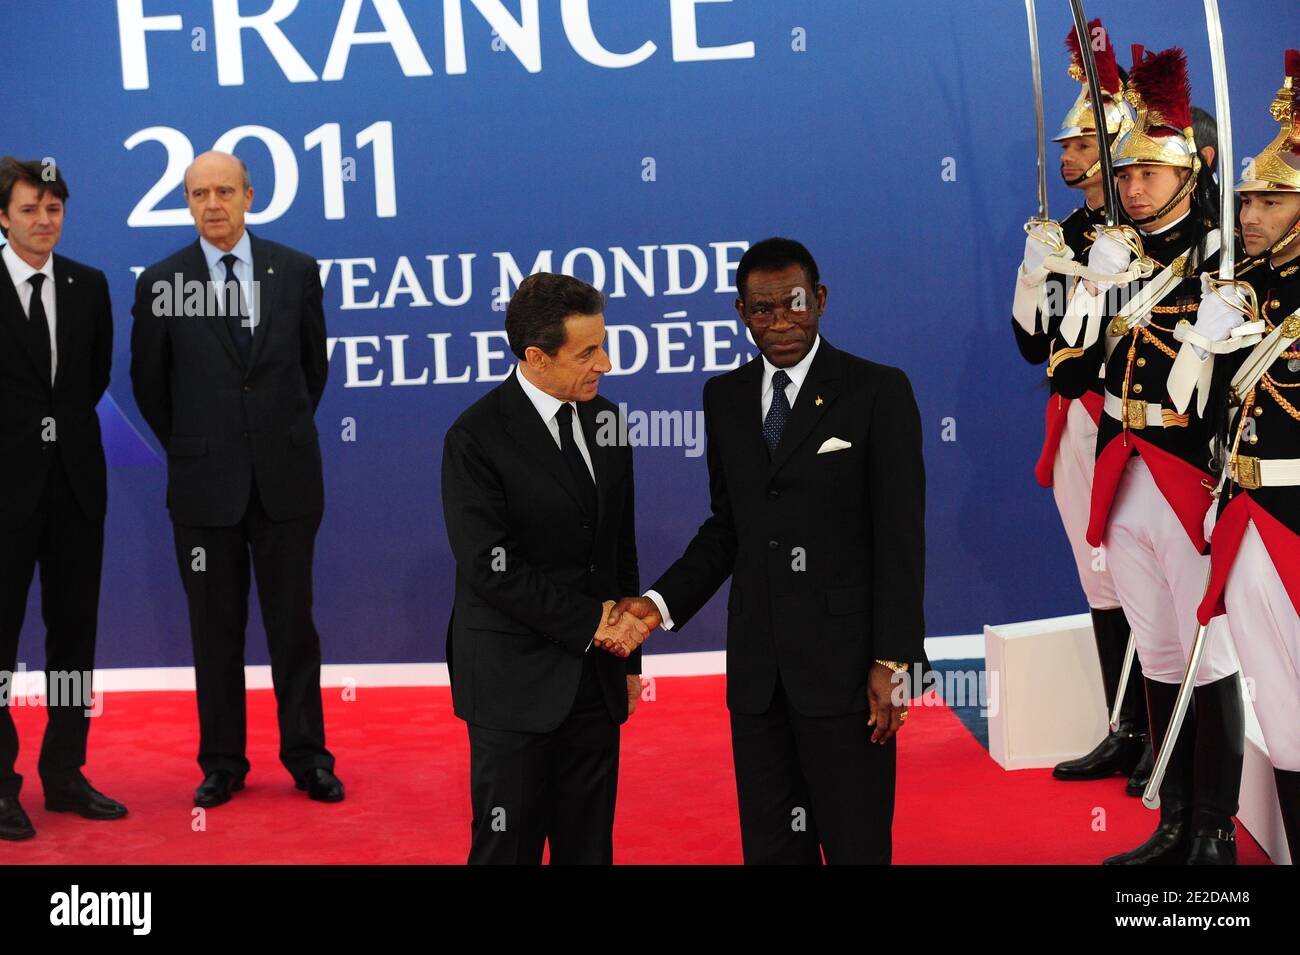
1273, 768, 1300, 864
1186, 673, 1244, 865
1055, 608, 1149, 782
1104, 678, 1193, 864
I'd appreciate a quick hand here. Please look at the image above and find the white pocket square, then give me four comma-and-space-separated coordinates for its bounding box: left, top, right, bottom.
817, 437, 852, 454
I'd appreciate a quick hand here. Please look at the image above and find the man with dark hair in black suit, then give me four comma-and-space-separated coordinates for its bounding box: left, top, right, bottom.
130, 151, 342, 809
610, 237, 927, 864
0, 157, 125, 840
442, 272, 651, 864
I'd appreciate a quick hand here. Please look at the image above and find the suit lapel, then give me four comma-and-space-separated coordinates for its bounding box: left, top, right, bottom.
0, 256, 53, 389
767, 339, 842, 478
577, 397, 616, 528
52, 255, 73, 394
246, 232, 279, 371
183, 241, 242, 368
715, 357, 769, 473
500, 371, 591, 515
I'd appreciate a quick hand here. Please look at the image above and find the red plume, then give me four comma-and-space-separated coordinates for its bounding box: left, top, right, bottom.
1065, 19, 1120, 94
1130, 47, 1192, 131
1286, 48, 1300, 82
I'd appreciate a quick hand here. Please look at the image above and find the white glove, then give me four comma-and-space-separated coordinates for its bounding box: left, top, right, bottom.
1202, 499, 1218, 544
1085, 230, 1131, 289
1190, 273, 1249, 353
1021, 228, 1055, 277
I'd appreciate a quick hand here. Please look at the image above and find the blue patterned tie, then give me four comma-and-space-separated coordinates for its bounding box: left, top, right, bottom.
221, 253, 252, 364
763, 369, 792, 454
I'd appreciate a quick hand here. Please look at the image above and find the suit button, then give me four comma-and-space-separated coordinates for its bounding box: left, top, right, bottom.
581, 520, 592, 530
768, 539, 779, 550
241, 430, 249, 437
243, 384, 253, 392
1133, 383, 1143, 395
768, 489, 779, 499
1136, 357, 1146, 368
588, 564, 597, 574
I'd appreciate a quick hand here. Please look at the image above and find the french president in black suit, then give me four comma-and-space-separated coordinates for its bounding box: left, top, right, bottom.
0, 158, 127, 841
610, 238, 927, 864
441, 273, 651, 864
130, 151, 342, 808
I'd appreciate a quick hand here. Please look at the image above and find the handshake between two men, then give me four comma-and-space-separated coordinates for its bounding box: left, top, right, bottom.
593, 597, 663, 657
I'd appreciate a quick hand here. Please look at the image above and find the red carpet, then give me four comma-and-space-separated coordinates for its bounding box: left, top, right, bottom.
1, 676, 1270, 864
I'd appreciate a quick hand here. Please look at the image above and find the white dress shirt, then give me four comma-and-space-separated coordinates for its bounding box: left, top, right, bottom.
646, 334, 823, 631
200, 230, 257, 333
3, 242, 58, 382
513, 364, 595, 480
760, 332, 822, 419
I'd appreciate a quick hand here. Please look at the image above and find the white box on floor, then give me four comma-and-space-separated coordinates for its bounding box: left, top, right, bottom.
984, 613, 1105, 771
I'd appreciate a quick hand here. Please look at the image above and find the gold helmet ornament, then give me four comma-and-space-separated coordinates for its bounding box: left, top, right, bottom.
1055, 19, 1128, 187
1237, 49, 1300, 195
1111, 45, 1202, 225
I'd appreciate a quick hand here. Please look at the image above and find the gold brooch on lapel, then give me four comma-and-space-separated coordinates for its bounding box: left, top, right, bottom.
814, 396, 824, 406
266, 268, 274, 275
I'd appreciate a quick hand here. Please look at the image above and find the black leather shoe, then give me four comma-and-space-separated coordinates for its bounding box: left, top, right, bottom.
194, 771, 244, 808
43, 774, 128, 820
1103, 814, 1191, 865
1053, 725, 1146, 781
0, 796, 36, 841
296, 768, 344, 803
1126, 742, 1154, 796
1187, 824, 1237, 865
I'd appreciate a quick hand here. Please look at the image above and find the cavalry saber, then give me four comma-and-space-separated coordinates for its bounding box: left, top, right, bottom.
1067, 0, 1119, 226
1109, 632, 1139, 733
1060, 0, 1141, 731
1143, 568, 1214, 810
1143, 0, 1237, 810
1025, 0, 1049, 220
1204, 0, 1235, 279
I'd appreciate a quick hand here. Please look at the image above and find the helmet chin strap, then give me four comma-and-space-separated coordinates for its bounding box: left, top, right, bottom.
1062, 161, 1099, 188
1129, 159, 1202, 228
1267, 209, 1300, 260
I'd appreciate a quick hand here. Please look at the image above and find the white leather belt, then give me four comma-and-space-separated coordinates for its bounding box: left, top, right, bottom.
1103, 392, 1188, 430
1231, 456, 1300, 490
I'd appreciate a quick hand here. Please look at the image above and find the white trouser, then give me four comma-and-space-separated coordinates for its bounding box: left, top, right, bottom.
1104, 456, 1239, 686
1224, 520, 1300, 771
1051, 398, 1121, 609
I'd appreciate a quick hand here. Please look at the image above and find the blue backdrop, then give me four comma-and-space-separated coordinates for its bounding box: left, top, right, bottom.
6, 0, 1285, 668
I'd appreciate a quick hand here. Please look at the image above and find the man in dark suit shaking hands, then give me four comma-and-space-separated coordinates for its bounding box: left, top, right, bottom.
611, 238, 926, 864
130, 151, 342, 808
0, 158, 126, 840
442, 273, 651, 864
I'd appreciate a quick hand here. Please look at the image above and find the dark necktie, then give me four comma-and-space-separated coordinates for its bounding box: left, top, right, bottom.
26, 273, 52, 386
763, 369, 792, 454
220, 253, 252, 364
555, 402, 597, 517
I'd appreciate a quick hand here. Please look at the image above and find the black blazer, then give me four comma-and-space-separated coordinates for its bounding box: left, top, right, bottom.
129, 232, 327, 526
0, 253, 112, 525
650, 338, 927, 717
441, 370, 641, 734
